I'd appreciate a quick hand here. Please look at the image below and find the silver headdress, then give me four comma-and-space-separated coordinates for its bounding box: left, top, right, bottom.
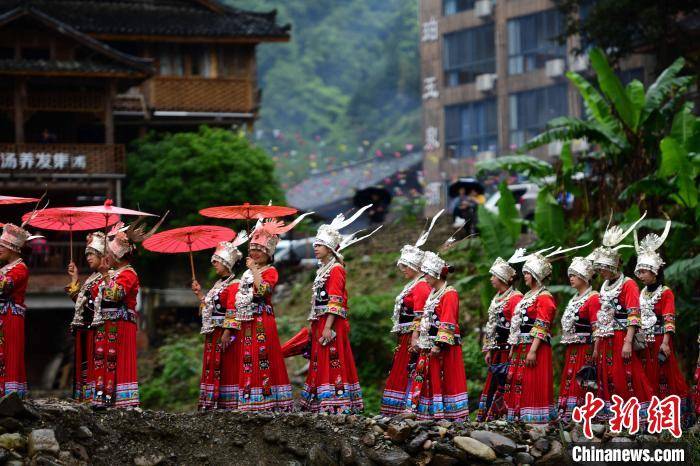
314, 204, 382, 260
591, 211, 646, 272
511, 242, 593, 284
211, 230, 249, 272
397, 209, 444, 271
634, 219, 671, 276
567, 252, 597, 283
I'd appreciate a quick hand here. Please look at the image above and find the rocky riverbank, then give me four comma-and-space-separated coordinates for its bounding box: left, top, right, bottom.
0, 394, 694, 465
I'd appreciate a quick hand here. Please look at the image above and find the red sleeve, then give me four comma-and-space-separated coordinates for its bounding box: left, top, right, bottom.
621, 279, 641, 327
325, 265, 347, 318
0, 263, 28, 297
411, 281, 431, 312
255, 267, 278, 297
584, 293, 600, 324
436, 290, 460, 345
219, 286, 230, 308
504, 293, 522, 321
223, 282, 240, 329
530, 293, 556, 341
660, 288, 676, 334
621, 279, 640, 310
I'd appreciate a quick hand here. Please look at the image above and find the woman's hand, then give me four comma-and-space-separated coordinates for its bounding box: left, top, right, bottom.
484, 350, 492, 366
622, 340, 632, 360
525, 349, 537, 367
319, 327, 335, 346
67, 261, 78, 283
191, 280, 203, 299
430, 345, 441, 355
246, 257, 258, 271
659, 341, 671, 358
221, 329, 233, 350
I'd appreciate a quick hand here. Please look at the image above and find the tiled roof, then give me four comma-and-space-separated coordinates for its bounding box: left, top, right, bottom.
0, 0, 290, 39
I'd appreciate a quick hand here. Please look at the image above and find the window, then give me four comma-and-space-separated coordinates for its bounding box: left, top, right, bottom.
443, 0, 475, 15
509, 84, 568, 147
507, 10, 565, 75
217, 47, 250, 78
189, 46, 211, 77
158, 45, 184, 77
445, 98, 498, 158
443, 24, 495, 86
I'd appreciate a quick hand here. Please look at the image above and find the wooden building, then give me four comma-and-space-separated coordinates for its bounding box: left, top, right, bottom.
0, 0, 289, 390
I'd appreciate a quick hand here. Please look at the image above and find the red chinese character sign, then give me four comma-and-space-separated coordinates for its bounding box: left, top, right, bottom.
572, 394, 683, 438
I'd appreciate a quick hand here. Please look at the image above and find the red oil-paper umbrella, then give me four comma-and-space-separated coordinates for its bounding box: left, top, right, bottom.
199, 202, 297, 231
142, 225, 236, 282
21, 207, 120, 262
0, 195, 40, 205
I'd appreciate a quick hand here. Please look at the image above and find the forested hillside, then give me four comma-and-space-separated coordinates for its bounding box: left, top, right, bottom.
229, 0, 422, 187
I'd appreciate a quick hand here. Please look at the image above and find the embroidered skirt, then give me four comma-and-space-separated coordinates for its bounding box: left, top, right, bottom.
92, 320, 139, 408
73, 327, 95, 401
505, 342, 556, 424
595, 331, 653, 421
476, 348, 510, 422
0, 306, 27, 398
236, 312, 292, 412
199, 327, 239, 410
380, 332, 414, 416
642, 336, 690, 418
301, 315, 363, 414
557, 343, 594, 423
693, 348, 700, 416
405, 346, 469, 421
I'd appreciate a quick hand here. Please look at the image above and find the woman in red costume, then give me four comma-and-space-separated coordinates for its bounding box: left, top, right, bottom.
406, 249, 468, 420
91, 217, 163, 408
225, 215, 309, 411
66, 232, 108, 401
476, 256, 522, 421
379, 210, 441, 415
591, 213, 654, 420
693, 335, 700, 417
0, 222, 39, 398
301, 205, 379, 414
557, 255, 600, 423
191, 232, 247, 410
634, 221, 690, 419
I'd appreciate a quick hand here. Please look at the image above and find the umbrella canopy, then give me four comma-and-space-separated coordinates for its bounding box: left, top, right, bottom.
448, 177, 485, 197
199, 203, 297, 220
0, 195, 40, 205
68, 199, 156, 217
143, 225, 236, 281
142, 225, 235, 254
281, 327, 310, 358
21, 208, 120, 232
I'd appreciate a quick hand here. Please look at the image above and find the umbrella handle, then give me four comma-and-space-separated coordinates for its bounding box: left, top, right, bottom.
69, 228, 73, 264
187, 235, 196, 282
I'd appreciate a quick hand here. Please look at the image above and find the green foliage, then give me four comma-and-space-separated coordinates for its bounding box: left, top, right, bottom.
554, 0, 700, 72
229, 0, 421, 185
533, 188, 566, 245
126, 126, 285, 227
140, 333, 202, 411
476, 155, 554, 180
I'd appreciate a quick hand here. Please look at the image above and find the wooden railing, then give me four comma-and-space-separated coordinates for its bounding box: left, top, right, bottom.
147, 76, 256, 113
25, 241, 88, 274
0, 91, 105, 112
0, 143, 125, 175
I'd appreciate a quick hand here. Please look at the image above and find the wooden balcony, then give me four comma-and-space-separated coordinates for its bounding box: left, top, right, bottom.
0, 143, 125, 175
146, 76, 257, 114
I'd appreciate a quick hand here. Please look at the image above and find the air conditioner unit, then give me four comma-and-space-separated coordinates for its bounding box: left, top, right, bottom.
476, 150, 496, 162
548, 141, 563, 157
475, 0, 493, 19
572, 138, 589, 153
545, 58, 566, 78
476, 73, 497, 92
570, 55, 589, 72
